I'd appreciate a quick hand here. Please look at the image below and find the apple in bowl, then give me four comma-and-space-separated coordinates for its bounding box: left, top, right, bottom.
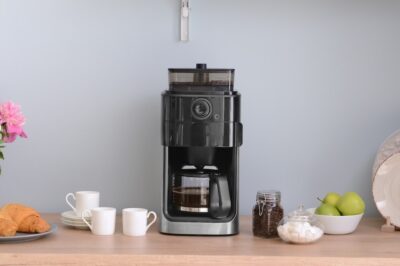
311, 192, 365, 235
309, 208, 363, 234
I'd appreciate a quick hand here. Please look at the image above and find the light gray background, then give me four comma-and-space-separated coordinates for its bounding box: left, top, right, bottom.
1, 0, 399, 216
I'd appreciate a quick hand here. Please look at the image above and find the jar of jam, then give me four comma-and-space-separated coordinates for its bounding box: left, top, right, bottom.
252, 190, 283, 238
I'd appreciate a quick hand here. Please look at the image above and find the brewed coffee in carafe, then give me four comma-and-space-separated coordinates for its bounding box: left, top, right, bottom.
172, 171, 210, 213
172, 169, 231, 218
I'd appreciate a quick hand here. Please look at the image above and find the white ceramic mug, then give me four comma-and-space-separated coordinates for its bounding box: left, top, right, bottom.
65, 191, 100, 217
82, 207, 116, 235
122, 208, 157, 236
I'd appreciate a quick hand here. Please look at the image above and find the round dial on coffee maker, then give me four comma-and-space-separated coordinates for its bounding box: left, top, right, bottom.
191, 98, 212, 120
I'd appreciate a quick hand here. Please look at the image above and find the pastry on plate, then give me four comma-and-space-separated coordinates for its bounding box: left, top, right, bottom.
0, 210, 18, 236
2, 203, 50, 234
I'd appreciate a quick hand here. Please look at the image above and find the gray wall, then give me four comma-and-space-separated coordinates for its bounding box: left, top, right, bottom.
1, 0, 400, 216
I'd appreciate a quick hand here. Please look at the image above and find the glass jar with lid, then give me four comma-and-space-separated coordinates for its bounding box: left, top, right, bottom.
252, 190, 284, 238
277, 206, 324, 244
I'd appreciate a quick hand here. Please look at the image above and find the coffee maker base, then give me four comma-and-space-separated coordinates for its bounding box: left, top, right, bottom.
159, 213, 239, 235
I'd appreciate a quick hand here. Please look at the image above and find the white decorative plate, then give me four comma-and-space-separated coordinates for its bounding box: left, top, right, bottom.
372, 153, 400, 227
372, 130, 400, 181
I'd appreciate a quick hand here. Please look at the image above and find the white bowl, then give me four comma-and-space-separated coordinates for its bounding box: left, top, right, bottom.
308, 208, 363, 235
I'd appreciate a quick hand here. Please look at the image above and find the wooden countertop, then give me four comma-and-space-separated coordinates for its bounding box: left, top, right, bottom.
0, 214, 399, 265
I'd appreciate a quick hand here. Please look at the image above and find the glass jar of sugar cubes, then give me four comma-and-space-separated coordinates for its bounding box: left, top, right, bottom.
277, 205, 324, 244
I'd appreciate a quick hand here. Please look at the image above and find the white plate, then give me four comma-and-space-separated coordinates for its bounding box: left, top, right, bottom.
61, 220, 87, 226
0, 224, 57, 243
61, 220, 89, 230
373, 153, 400, 227
61, 216, 90, 223
61, 218, 87, 226
62, 224, 89, 230
61, 211, 90, 221
372, 130, 400, 180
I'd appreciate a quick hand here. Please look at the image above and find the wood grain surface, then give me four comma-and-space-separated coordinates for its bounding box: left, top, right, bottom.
0, 214, 399, 265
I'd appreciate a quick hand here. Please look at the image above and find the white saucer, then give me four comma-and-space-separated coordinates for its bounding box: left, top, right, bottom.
62, 222, 89, 230
61, 218, 90, 230
61, 218, 87, 225
61, 216, 90, 223
61, 211, 91, 221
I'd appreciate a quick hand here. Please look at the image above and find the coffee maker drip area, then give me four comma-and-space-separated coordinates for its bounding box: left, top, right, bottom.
161, 64, 242, 235
167, 147, 236, 221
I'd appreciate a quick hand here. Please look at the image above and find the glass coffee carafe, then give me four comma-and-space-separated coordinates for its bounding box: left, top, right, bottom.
172, 169, 231, 218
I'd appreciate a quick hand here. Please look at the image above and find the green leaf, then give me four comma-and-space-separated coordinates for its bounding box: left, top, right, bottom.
0, 150, 3, 160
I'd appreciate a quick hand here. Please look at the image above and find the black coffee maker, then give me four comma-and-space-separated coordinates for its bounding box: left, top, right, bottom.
160, 64, 242, 235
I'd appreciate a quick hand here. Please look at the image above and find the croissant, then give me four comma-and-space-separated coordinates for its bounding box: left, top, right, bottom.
0, 210, 18, 236
2, 203, 50, 233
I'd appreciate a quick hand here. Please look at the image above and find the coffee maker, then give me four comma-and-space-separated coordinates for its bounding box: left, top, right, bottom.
160, 63, 243, 235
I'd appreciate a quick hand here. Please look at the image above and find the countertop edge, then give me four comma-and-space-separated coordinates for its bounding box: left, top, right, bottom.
0, 254, 398, 266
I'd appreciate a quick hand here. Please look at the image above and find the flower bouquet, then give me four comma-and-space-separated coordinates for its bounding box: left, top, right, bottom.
0, 101, 27, 174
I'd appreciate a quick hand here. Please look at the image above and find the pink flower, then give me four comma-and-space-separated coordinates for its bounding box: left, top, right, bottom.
0, 101, 27, 143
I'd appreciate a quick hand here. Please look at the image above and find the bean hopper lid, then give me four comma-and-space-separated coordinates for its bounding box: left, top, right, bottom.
168, 63, 235, 94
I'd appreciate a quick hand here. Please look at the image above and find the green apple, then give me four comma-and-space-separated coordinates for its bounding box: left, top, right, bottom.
321, 192, 341, 206
336, 192, 365, 215
315, 203, 341, 216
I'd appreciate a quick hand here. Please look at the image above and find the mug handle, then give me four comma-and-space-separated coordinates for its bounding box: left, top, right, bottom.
81, 209, 93, 231
65, 193, 77, 213
146, 211, 157, 232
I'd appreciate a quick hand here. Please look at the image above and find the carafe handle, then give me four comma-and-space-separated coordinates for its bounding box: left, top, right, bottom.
209, 175, 231, 218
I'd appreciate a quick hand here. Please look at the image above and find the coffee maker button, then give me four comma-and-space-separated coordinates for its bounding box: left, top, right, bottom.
191, 98, 212, 120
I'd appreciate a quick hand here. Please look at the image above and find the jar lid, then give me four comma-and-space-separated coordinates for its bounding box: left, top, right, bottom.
287, 205, 315, 222
256, 190, 281, 202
